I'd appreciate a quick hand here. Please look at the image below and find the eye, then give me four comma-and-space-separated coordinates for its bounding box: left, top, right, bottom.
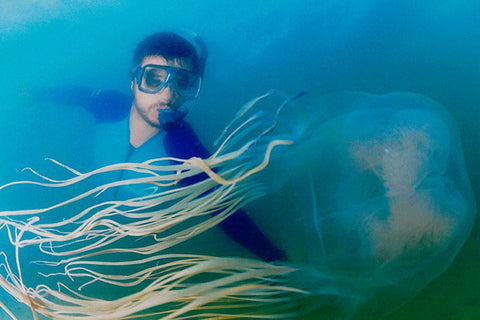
176, 71, 199, 90
143, 68, 167, 88
175, 74, 190, 89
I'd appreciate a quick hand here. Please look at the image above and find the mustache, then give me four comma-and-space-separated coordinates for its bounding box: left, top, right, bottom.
149, 102, 174, 110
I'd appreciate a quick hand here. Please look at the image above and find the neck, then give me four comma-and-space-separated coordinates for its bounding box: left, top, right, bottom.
129, 105, 160, 148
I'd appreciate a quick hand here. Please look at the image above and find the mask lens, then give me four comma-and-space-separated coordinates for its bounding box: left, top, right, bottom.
140, 66, 168, 93
175, 70, 201, 99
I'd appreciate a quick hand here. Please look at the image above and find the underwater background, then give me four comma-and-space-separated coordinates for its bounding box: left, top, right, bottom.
0, 0, 479, 319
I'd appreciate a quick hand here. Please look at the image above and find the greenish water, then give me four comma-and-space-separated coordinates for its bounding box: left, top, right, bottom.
386, 216, 480, 320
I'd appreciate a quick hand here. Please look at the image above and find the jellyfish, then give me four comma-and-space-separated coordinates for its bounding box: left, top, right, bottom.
0, 90, 476, 319
242, 91, 476, 317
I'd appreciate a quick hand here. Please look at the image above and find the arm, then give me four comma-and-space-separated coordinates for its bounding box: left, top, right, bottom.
35, 86, 131, 122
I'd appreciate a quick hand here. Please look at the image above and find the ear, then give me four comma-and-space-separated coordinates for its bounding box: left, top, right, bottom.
130, 79, 135, 91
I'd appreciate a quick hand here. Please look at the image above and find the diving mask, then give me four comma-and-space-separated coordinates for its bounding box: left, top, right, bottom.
134, 64, 202, 100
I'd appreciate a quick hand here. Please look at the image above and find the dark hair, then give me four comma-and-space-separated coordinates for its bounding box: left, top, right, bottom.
132, 32, 206, 75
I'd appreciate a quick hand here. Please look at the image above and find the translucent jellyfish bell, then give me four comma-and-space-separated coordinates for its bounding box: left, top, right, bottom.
248, 91, 476, 316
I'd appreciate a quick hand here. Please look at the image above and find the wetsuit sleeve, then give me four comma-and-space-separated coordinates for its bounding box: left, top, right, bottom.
214, 208, 287, 262
164, 121, 286, 262
35, 86, 131, 122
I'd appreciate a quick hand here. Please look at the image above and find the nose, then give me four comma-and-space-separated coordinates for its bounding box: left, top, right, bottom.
158, 82, 178, 102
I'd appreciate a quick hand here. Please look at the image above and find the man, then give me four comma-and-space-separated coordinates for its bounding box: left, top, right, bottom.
129, 32, 204, 147
43, 31, 285, 262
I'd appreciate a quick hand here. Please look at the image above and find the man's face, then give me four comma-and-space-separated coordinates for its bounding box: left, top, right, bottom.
132, 55, 192, 128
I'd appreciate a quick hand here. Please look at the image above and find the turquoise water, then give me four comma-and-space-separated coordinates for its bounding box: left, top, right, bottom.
1, 1, 479, 319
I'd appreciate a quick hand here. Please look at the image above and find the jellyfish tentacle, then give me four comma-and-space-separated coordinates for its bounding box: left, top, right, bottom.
0, 90, 311, 319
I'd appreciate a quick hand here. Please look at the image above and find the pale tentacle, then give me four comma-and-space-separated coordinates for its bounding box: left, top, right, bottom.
0, 90, 308, 319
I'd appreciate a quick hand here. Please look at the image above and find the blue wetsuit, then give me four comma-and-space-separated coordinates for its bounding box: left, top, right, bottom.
41, 87, 285, 262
